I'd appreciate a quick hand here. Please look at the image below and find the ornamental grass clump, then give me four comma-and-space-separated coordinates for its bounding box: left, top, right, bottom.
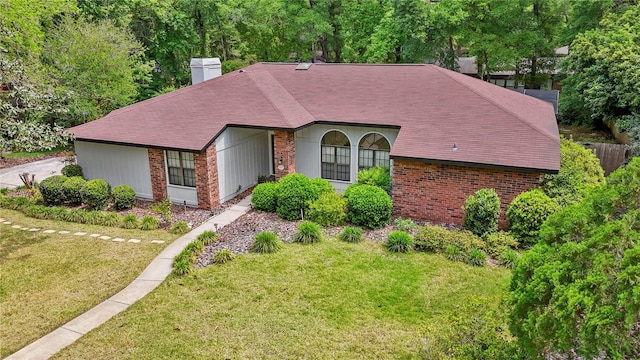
169, 221, 190, 235
465, 248, 487, 267
121, 214, 139, 229
139, 215, 160, 230
211, 249, 235, 264
386, 230, 413, 253
294, 221, 323, 244
197, 230, 218, 245
339, 226, 363, 243
251, 231, 283, 253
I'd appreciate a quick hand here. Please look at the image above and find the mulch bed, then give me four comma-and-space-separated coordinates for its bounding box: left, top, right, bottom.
0, 151, 72, 169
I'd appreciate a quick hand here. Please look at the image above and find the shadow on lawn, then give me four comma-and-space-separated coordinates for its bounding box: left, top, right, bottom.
0, 230, 48, 264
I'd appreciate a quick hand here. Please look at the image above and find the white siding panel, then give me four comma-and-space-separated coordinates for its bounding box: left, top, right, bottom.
167, 185, 198, 206
75, 141, 153, 200
216, 128, 270, 203
295, 125, 399, 189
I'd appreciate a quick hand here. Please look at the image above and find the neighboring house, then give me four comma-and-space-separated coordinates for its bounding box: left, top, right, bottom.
70, 59, 560, 226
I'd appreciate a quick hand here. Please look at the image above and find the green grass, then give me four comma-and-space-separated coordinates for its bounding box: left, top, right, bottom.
0, 209, 179, 357
54, 237, 510, 359
558, 125, 617, 143
2, 147, 69, 159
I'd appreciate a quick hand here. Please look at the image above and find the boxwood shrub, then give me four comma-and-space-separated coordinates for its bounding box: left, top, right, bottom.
310, 177, 334, 196
62, 176, 86, 205
112, 184, 136, 210
345, 184, 392, 229
251, 182, 278, 212
80, 178, 111, 210
307, 192, 347, 227
276, 173, 318, 221
506, 188, 560, 247
61, 164, 83, 178
39, 175, 68, 206
462, 188, 500, 237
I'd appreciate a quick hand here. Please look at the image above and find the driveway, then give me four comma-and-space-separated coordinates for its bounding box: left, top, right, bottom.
0, 157, 68, 189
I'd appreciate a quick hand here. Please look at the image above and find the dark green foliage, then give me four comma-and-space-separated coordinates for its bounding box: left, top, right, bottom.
386, 230, 413, 253
121, 214, 139, 229
23, 205, 50, 219
357, 166, 391, 193
39, 175, 68, 206
506, 189, 560, 247
339, 226, 363, 243
508, 158, 640, 359
540, 139, 604, 207
276, 174, 318, 221
251, 182, 279, 212
80, 178, 111, 210
309, 177, 334, 196
100, 212, 122, 227
483, 231, 519, 258
462, 188, 500, 237
465, 248, 486, 267
197, 230, 218, 245
294, 221, 323, 244
139, 215, 159, 230
345, 184, 392, 229
211, 249, 235, 264
394, 217, 416, 232
61, 176, 86, 205
172, 233, 210, 276
150, 199, 172, 223
307, 192, 347, 227
61, 164, 83, 178
251, 231, 283, 253
112, 184, 136, 210
498, 249, 519, 269
169, 221, 190, 235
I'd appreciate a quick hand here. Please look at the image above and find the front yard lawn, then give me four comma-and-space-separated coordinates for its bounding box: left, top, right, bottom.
0, 209, 179, 357
54, 236, 510, 359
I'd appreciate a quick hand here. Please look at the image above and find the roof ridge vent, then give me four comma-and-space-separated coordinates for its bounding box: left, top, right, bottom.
295, 63, 312, 70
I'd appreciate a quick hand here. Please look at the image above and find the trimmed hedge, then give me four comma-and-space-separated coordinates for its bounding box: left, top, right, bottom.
251, 182, 279, 212
61, 164, 83, 178
80, 178, 111, 210
462, 188, 500, 237
310, 177, 334, 196
39, 175, 68, 206
276, 174, 318, 221
112, 184, 136, 210
307, 192, 347, 227
345, 184, 392, 229
506, 189, 560, 247
61, 176, 86, 205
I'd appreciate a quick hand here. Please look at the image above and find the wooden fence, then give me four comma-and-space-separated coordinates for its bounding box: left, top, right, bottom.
581, 142, 630, 175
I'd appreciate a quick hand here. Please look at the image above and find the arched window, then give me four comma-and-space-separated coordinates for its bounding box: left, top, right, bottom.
321, 131, 350, 181
359, 133, 390, 170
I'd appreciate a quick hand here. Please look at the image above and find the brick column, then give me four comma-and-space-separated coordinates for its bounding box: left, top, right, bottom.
273, 130, 296, 180
194, 144, 220, 210
148, 148, 168, 201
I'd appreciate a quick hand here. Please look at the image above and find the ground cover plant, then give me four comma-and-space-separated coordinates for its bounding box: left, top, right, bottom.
53, 237, 510, 359
0, 209, 177, 357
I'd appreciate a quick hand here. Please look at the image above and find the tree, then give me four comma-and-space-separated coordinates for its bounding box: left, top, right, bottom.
508, 157, 640, 359
44, 16, 152, 126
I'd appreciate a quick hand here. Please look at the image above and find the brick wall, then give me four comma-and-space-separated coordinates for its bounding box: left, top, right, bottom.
273, 130, 296, 180
195, 145, 220, 210
148, 148, 168, 201
392, 159, 541, 228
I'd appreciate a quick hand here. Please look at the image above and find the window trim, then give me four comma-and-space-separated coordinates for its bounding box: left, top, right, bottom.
165, 150, 196, 188
319, 130, 352, 182
357, 132, 391, 170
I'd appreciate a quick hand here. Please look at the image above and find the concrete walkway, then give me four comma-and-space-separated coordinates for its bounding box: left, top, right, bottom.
0, 157, 68, 189
6, 196, 253, 360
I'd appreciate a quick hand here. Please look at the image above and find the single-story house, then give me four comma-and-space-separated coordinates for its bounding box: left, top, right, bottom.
70, 59, 560, 226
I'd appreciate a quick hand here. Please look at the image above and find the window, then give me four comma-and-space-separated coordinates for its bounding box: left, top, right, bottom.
358, 133, 390, 170
166, 151, 196, 187
321, 131, 350, 181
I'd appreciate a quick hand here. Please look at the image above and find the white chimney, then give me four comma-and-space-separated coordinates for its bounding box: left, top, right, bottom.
190, 58, 222, 85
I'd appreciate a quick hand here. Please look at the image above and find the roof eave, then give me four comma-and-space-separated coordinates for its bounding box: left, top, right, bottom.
390, 155, 559, 174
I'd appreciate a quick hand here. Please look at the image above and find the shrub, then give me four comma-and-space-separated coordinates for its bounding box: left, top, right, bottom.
540, 138, 605, 207
506, 189, 560, 247
276, 173, 318, 220
63, 209, 85, 223
39, 175, 68, 206
197, 230, 218, 245
294, 221, 323, 244
139, 215, 160, 230
100, 212, 122, 227
444, 245, 464, 262
251, 231, 283, 253
342, 183, 363, 199
465, 248, 487, 266
357, 166, 391, 193
345, 184, 392, 229
61, 164, 83, 178
61, 176, 86, 205
498, 249, 519, 268
80, 178, 111, 210
169, 221, 190, 235
172, 257, 192, 276
310, 177, 334, 196
307, 192, 347, 226
462, 188, 500, 237
24, 205, 49, 219
112, 184, 136, 210
1, 196, 36, 211
150, 199, 172, 223
386, 230, 413, 253
339, 226, 363, 243
251, 182, 279, 212
121, 214, 139, 229
414, 224, 451, 252
84, 211, 104, 225
483, 231, 519, 257
184, 240, 204, 257
394, 217, 417, 232
211, 249, 235, 264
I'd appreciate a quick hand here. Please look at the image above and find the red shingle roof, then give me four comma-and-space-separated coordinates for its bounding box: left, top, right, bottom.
70, 63, 559, 172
